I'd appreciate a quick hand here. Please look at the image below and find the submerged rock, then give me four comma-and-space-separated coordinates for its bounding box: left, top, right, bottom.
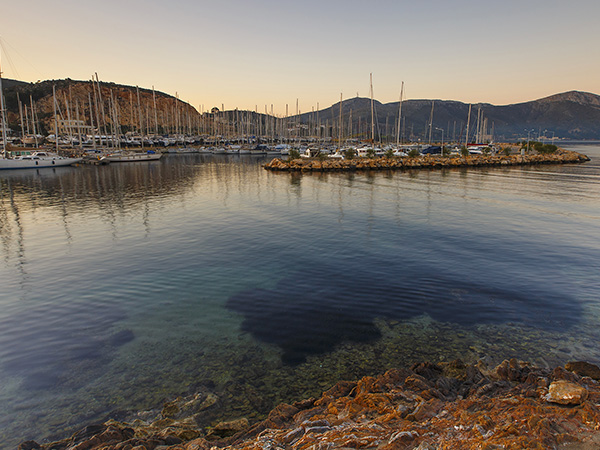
206, 418, 249, 439
23, 359, 600, 450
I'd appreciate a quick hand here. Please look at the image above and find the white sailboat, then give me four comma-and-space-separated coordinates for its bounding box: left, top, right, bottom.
0, 50, 81, 169
0, 151, 82, 169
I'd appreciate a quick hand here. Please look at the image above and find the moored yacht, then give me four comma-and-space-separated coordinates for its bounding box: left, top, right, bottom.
0, 151, 82, 170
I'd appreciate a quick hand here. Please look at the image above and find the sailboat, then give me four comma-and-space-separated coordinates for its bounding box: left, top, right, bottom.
329, 93, 344, 159
356, 73, 382, 157
103, 150, 162, 162
0, 50, 82, 169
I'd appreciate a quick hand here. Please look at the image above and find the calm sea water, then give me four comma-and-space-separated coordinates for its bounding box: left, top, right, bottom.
0, 144, 599, 447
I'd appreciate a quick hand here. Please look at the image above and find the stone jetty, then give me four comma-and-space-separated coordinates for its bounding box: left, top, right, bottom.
264, 149, 590, 172
19, 359, 600, 450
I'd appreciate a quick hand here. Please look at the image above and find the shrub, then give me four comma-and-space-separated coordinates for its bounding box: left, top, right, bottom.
288, 149, 300, 160
385, 148, 395, 158
537, 144, 558, 154
460, 146, 469, 157
408, 148, 420, 158
344, 148, 356, 160
367, 148, 375, 158
502, 147, 511, 156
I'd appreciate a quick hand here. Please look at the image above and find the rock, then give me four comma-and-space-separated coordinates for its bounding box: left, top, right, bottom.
321, 380, 357, 399
161, 392, 218, 420
410, 398, 443, 421
404, 374, 433, 392
281, 427, 304, 445
494, 358, 524, 382
411, 362, 443, 381
414, 442, 436, 450
565, 361, 600, 380
441, 359, 468, 380
207, 418, 249, 439
388, 430, 418, 444
70, 424, 108, 443
181, 438, 212, 450
161, 398, 181, 418
552, 366, 580, 383
17, 441, 41, 450
545, 380, 588, 405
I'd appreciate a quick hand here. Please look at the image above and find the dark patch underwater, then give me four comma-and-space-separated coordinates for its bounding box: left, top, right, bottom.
227, 265, 581, 365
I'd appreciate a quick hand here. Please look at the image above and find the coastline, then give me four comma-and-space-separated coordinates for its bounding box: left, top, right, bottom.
20, 360, 600, 450
264, 149, 590, 172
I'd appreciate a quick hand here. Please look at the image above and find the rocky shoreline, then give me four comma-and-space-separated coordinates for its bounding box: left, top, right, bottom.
19, 359, 600, 450
264, 149, 590, 172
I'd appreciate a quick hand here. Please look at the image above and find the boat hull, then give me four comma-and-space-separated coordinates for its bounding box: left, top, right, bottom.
0, 157, 82, 170
104, 153, 163, 162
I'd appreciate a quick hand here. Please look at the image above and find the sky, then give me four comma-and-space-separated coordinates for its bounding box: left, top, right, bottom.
1, 0, 599, 115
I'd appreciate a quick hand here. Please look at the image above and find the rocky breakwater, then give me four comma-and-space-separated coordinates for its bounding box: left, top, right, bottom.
19, 359, 600, 450
264, 149, 590, 172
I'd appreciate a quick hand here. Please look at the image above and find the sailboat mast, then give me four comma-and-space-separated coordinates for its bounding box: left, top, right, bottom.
152, 86, 158, 135
88, 92, 96, 149
370, 73, 375, 144
428, 101, 435, 144
30, 96, 39, 147
17, 93, 25, 140
465, 103, 472, 147
338, 93, 343, 150
53, 85, 59, 153
136, 85, 144, 150
396, 81, 404, 147
0, 51, 7, 157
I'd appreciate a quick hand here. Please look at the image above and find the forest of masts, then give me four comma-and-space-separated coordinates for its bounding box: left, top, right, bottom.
12, 79, 494, 148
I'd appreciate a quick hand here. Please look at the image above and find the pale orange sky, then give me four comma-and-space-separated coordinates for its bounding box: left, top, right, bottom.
2, 0, 599, 115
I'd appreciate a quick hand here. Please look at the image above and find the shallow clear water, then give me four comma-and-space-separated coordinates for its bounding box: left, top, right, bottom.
0, 145, 599, 447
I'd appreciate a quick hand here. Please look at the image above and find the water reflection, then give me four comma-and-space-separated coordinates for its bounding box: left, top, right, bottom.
0, 148, 598, 449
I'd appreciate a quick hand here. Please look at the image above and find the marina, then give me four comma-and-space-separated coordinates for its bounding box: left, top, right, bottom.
0, 144, 598, 448
1, 5, 600, 444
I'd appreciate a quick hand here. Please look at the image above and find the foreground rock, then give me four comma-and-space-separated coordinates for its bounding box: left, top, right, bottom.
264, 149, 590, 172
22, 360, 600, 450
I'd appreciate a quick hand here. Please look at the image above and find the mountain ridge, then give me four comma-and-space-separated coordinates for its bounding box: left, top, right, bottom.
305, 90, 600, 140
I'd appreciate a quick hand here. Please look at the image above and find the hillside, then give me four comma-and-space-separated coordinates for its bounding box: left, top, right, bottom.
1, 78, 199, 136
301, 91, 600, 141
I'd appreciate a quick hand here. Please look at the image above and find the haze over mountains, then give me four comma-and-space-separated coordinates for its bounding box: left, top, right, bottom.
2, 78, 600, 141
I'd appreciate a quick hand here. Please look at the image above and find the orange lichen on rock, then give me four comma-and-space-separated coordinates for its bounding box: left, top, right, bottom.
21, 360, 600, 450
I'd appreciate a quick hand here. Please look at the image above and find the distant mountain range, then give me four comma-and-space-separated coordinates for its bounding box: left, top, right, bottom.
2, 77, 599, 141
303, 91, 600, 141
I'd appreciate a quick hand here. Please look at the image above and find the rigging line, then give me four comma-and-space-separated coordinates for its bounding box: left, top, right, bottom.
0, 36, 44, 80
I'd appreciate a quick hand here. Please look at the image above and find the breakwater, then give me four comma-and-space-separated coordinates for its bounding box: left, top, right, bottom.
264, 149, 590, 172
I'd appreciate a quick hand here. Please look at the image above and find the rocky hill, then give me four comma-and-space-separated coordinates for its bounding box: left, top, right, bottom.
1, 78, 199, 136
